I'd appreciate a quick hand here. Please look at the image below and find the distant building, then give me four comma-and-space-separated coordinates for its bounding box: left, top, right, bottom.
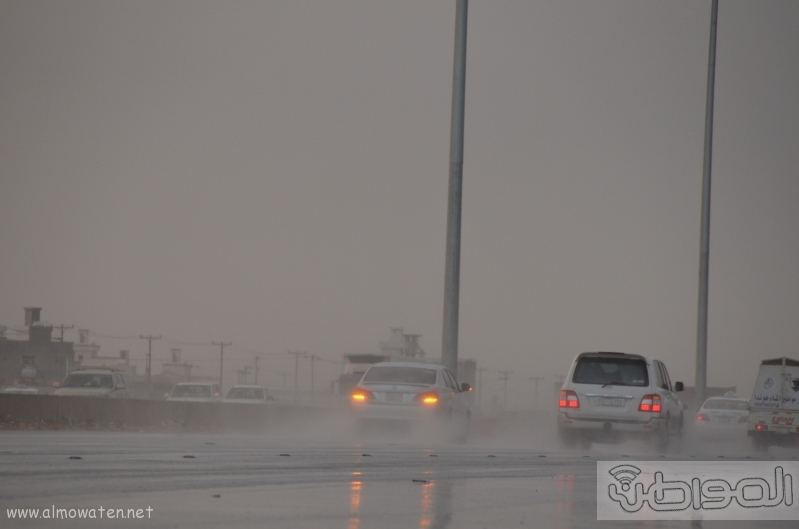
0, 308, 74, 387
379, 327, 426, 358
73, 329, 136, 376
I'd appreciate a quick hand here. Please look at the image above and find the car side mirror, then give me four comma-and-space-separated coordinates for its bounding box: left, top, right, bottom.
461, 383, 471, 392
164, 393, 170, 399
674, 381, 684, 392
52, 382, 60, 388
116, 383, 126, 390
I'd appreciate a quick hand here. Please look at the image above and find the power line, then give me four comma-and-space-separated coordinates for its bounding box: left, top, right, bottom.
52, 324, 74, 342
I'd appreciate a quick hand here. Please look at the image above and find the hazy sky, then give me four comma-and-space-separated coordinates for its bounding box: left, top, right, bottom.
2, 1, 798, 402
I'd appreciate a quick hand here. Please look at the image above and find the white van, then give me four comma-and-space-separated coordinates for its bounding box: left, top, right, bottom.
747, 357, 799, 451
557, 352, 684, 450
54, 368, 134, 398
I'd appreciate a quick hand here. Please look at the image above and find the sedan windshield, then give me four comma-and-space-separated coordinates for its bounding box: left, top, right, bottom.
62, 374, 113, 389
362, 367, 437, 386
226, 387, 264, 400
572, 357, 648, 387
171, 385, 212, 398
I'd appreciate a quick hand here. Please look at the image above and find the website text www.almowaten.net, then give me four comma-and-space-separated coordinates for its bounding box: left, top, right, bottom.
7, 506, 153, 520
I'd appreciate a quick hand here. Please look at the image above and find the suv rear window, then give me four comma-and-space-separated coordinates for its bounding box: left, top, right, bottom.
63, 374, 113, 389
572, 357, 649, 387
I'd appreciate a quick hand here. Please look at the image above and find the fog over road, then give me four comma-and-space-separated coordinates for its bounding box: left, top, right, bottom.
2, 427, 797, 528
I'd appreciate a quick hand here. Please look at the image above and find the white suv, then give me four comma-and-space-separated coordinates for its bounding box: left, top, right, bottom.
54, 369, 134, 398
557, 352, 684, 450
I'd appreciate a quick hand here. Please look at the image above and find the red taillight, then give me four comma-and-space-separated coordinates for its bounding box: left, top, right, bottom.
697, 413, 709, 421
351, 389, 375, 402
559, 390, 579, 409
413, 391, 439, 405
638, 394, 661, 413
755, 423, 766, 431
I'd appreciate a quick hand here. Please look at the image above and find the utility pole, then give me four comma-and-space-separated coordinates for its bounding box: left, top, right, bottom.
696, 0, 718, 409
529, 376, 545, 411
304, 354, 321, 404
441, 0, 469, 374
52, 324, 74, 342
213, 341, 231, 394
140, 335, 161, 393
476, 367, 489, 409
254, 355, 260, 385
236, 366, 252, 384
498, 371, 512, 410
288, 351, 306, 404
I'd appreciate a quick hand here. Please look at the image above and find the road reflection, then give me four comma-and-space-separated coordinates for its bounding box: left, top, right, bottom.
348, 472, 362, 529
347, 472, 454, 529
555, 473, 576, 529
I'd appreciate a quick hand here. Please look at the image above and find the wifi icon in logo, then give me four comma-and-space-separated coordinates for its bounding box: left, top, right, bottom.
609, 465, 641, 491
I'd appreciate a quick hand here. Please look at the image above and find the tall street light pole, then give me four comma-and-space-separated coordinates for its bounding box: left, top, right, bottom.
696, 0, 718, 408
441, 0, 468, 376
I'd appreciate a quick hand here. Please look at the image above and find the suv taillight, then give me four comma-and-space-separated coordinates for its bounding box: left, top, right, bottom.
638, 394, 661, 413
697, 413, 709, 421
559, 390, 579, 409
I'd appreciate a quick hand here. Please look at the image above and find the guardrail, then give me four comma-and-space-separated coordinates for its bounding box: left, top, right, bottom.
0, 394, 326, 432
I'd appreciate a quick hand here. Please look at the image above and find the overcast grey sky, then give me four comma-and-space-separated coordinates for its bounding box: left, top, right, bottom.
2, 1, 798, 401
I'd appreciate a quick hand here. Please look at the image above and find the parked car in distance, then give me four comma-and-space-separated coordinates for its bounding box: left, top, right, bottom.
54, 369, 134, 398
166, 382, 222, 402
694, 393, 749, 435
1, 384, 46, 395
224, 385, 278, 404
557, 352, 684, 451
349, 361, 471, 442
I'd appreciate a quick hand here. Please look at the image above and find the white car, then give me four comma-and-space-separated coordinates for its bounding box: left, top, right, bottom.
166, 382, 222, 402
224, 385, 278, 404
557, 352, 684, 450
54, 369, 134, 398
695, 394, 749, 435
349, 362, 471, 442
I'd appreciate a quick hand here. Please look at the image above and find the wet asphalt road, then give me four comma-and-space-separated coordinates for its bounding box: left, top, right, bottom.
1, 428, 797, 529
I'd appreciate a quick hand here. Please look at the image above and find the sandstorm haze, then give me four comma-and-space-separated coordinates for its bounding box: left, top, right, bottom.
2, 1, 798, 400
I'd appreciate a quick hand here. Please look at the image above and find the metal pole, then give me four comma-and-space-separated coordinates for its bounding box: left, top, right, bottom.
696, 0, 718, 408
254, 356, 260, 385
310, 355, 315, 404
288, 351, 306, 404
441, 0, 468, 375
140, 335, 161, 394
213, 341, 231, 394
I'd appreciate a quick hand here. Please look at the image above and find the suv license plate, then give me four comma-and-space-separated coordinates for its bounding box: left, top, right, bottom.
774, 426, 792, 434
594, 397, 624, 407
